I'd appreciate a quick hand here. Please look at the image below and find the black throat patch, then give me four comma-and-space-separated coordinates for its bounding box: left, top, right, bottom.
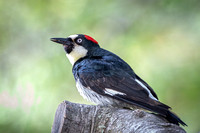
64, 44, 74, 54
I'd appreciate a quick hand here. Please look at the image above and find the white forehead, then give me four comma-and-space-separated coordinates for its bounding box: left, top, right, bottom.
68, 34, 78, 40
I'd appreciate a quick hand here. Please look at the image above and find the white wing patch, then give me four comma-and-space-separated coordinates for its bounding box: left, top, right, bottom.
105, 88, 126, 96
135, 79, 158, 101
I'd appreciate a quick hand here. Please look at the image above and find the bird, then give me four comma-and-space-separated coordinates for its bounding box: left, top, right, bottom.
50, 34, 187, 126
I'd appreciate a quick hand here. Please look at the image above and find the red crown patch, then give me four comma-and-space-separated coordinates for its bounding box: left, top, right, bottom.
84, 35, 98, 44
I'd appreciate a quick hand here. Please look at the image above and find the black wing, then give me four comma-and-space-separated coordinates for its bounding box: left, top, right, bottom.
74, 56, 169, 112
73, 55, 186, 126
135, 74, 158, 100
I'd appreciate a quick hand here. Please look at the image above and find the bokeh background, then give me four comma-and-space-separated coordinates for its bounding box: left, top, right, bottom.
0, 0, 199, 132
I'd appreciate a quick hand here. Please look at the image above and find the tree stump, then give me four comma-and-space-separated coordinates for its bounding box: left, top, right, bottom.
51, 101, 186, 133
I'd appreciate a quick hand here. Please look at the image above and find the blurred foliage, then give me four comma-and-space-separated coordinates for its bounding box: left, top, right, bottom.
0, 0, 200, 132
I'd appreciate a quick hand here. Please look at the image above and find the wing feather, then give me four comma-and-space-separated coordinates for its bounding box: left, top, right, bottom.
74, 56, 170, 115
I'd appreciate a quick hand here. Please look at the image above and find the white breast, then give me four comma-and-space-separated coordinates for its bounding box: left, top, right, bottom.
76, 79, 113, 105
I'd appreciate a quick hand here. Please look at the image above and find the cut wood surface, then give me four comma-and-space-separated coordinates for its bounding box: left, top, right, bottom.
52, 101, 186, 133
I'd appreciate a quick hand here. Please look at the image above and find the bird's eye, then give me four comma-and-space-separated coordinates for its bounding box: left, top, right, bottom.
76, 38, 82, 44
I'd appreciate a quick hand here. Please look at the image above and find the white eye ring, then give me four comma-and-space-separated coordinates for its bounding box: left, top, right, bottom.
77, 38, 82, 43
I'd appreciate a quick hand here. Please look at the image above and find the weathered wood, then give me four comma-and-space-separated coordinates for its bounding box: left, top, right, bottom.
52, 101, 186, 133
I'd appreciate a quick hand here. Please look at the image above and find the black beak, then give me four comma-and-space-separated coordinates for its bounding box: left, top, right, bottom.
50, 38, 72, 45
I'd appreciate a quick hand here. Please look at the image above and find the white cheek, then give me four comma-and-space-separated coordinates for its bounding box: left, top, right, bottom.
66, 45, 88, 65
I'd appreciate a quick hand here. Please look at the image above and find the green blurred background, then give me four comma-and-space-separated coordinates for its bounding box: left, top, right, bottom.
0, 0, 199, 132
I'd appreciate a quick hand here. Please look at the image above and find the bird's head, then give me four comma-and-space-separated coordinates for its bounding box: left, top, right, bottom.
51, 34, 100, 65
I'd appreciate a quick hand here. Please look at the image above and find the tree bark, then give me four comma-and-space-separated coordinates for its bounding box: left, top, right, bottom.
51, 101, 186, 133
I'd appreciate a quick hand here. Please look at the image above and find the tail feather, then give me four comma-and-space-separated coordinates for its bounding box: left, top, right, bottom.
112, 95, 187, 126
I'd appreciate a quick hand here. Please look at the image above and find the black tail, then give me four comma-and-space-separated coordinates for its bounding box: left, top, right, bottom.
166, 110, 187, 126
112, 94, 187, 126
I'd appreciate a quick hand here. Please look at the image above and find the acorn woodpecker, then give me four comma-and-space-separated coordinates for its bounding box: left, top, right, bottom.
51, 34, 187, 126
